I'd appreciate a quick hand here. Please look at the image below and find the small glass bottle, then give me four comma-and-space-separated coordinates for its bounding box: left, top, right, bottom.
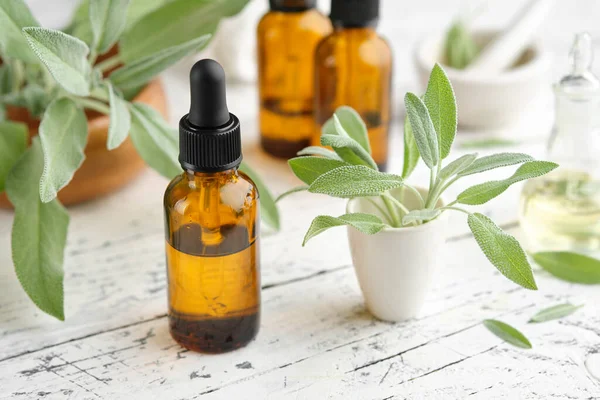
520, 33, 600, 255
164, 59, 260, 353
257, 0, 332, 158
314, 0, 392, 170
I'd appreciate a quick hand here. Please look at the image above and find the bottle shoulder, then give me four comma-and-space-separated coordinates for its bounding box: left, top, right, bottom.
257, 9, 331, 36
315, 30, 392, 66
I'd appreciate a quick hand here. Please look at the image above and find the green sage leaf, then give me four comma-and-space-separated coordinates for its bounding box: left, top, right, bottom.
402, 209, 441, 226
321, 117, 337, 137
445, 20, 479, 70
458, 161, 558, 205
6, 139, 68, 320
107, 83, 131, 150
468, 212, 537, 290
309, 165, 404, 198
22, 27, 91, 96
0, 64, 13, 95
321, 134, 377, 170
334, 106, 370, 153
39, 98, 89, 203
111, 34, 211, 90
90, 0, 130, 54
239, 161, 280, 231
125, 0, 167, 29
483, 319, 532, 349
288, 156, 348, 185
0, 121, 28, 192
529, 303, 583, 323
120, 0, 248, 63
404, 92, 439, 169
297, 146, 342, 160
303, 213, 385, 246
129, 102, 180, 179
458, 152, 534, 177
533, 251, 600, 284
438, 153, 478, 180
423, 63, 457, 159
401, 117, 419, 179
0, 0, 39, 62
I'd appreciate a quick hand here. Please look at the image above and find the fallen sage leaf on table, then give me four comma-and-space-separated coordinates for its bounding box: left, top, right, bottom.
529, 303, 583, 323
533, 251, 600, 284
483, 319, 532, 349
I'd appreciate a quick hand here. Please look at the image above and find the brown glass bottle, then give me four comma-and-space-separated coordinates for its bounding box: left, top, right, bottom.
257, 0, 332, 158
314, 0, 392, 170
164, 59, 260, 353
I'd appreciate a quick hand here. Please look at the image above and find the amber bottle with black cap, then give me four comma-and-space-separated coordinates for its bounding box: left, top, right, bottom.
314, 0, 392, 170
258, 0, 332, 158
164, 59, 260, 353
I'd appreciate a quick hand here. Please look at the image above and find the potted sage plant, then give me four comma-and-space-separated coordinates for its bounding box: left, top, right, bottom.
0, 0, 279, 321
281, 64, 558, 322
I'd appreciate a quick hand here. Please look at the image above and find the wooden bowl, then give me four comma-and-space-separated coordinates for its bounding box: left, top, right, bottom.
0, 79, 168, 207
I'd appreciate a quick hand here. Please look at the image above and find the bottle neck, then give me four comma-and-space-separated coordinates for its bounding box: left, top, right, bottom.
333, 23, 378, 32
185, 167, 238, 180
269, 0, 315, 12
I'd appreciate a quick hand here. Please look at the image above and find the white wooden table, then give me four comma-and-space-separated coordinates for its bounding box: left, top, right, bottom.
2, 1, 600, 398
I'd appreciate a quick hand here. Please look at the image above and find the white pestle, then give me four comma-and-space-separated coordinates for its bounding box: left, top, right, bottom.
465, 0, 554, 74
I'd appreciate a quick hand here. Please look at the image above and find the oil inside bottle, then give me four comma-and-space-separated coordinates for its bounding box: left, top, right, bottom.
166, 223, 260, 353
519, 169, 600, 255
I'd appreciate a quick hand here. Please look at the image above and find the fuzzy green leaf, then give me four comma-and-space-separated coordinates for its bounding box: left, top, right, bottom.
402, 209, 441, 226
439, 153, 478, 180
303, 213, 385, 246
401, 117, 420, 179
529, 303, 583, 323
90, 0, 130, 53
404, 92, 439, 169
423, 63, 457, 159
129, 102, 180, 179
468, 212, 537, 290
321, 117, 337, 137
321, 134, 377, 170
107, 83, 131, 150
22, 27, 90, 96
533, 252, 600, 284
483, 319, 532, 349
6, 139, 68, 320
445, 20, 479, 70
458, 161, 558, 205
288, 157, 348, 185
0, 63, 13, 95
334, 106, 370, 153
0, 0, 39, 62
458, 152, 534, 177
39, 98, 89, 203
309, 165, 404, 198
0, 121, 28, 192
297, 146, 342, 160
111, 34, 211, 90
120, 0, 248, 63
461, 138, 520, 149
240, 161, 280, 231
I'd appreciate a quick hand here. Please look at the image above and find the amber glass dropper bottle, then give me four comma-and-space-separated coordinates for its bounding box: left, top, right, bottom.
314, 0, 392, 170
258, 0, 332, 158
164, 59, 260, 353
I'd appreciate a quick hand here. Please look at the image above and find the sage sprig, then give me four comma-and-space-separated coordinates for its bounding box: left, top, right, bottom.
0, 0, 277, 321
282, 63, 558, 291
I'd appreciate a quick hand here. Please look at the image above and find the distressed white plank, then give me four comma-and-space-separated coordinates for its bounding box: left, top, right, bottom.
0, 230, 597, 399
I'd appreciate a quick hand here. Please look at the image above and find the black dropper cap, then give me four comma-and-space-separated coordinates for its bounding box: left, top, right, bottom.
269, 0, 316, 12
330, 0, 379, 27
179, 59, 242, 172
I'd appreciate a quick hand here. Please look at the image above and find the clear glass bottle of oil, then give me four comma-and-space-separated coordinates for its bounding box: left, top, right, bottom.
257, 0, 332, 158
520, 33, 600, 255
313, 0, 392, 170
164, 59, 260, 353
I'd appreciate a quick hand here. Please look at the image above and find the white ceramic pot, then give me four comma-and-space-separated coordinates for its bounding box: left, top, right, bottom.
414, 29, 551, 130
346, 187, 448, 322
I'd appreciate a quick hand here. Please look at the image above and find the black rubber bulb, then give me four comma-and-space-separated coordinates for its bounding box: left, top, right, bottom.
188, 59, 230, 128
